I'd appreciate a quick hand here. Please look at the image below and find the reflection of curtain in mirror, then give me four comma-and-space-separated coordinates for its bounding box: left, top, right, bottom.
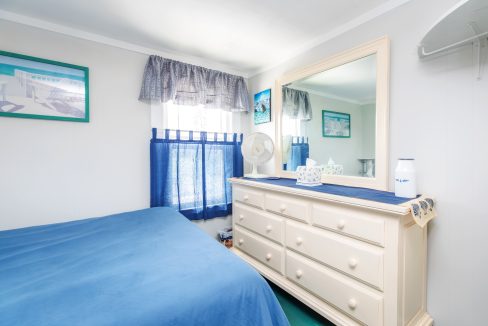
283, 137, 309, 172
282, 87, 312, 120
282, 87, 312, 171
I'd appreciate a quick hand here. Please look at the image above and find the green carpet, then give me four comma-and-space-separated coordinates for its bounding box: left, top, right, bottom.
268, 281, 334, 326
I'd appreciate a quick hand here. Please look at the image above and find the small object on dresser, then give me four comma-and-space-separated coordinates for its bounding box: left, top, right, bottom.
323, 157, 344, 175
218, 227, 233, 248
296, 158, 322, 187
358, 158, 374, 177
395, 158, 417, 198
408, 196, 437, 228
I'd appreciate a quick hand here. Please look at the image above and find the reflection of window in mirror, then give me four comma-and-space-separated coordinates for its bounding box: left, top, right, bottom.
281, 86, 312, 172
281, 54, 377, 178
281, 115, 306, 172
282, 115, 301, 136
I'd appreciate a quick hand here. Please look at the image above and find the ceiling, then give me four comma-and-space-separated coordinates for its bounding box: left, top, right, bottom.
0, 0, 409, 76
291, 54, 377, 105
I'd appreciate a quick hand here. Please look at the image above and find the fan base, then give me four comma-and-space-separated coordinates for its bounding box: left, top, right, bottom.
244, 173, 270, 179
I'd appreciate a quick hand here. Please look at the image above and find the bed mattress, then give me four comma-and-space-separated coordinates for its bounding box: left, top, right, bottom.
0, 207, 289, 326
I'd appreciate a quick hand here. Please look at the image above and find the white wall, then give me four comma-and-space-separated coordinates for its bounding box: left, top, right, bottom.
0, 20, 151, 230
0, 20, 234, 238
248, 0, 488, 324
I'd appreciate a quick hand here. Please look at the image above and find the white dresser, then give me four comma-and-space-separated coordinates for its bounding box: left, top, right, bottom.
230, 178, 432, 326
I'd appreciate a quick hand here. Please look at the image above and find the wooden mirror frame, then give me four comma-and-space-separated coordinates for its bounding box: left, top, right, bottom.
274, 36, 390, 190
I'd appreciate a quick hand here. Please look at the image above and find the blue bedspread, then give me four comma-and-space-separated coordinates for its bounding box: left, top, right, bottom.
0, 208, 289, 326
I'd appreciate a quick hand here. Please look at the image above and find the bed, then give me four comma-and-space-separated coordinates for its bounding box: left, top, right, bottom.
0, 207, 289, 326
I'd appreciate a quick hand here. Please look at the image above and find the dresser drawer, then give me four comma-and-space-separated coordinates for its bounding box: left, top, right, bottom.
286, 251, 383, 326
286, 220, 383, 289
234, 186, 264, 208
234, 203, 284, 244
312, 203, 385, 246
234, 226, 284, 273
265, 192, 308, 222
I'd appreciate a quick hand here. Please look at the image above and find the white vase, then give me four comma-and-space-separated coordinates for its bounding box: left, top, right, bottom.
394, 159, 417, 198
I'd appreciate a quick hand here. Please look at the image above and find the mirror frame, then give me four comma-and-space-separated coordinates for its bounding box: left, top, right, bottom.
274, 36, 390, 190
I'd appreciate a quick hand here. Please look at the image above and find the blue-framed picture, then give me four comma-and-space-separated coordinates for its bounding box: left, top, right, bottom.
0, 50, 89, 122
254, 88, 271, 125
322, 110, 350, 138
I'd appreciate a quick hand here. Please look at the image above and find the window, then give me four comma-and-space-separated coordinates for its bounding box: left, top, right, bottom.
282, 114, 301, 136
158, 101, 235, 133
150, 102, 244, 220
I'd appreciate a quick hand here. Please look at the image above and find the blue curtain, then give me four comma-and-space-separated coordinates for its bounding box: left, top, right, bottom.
150, 128, 243, 220
284, 137, 309, 172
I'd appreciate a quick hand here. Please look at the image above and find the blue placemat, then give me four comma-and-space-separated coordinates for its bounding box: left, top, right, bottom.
241, 177, 416, 205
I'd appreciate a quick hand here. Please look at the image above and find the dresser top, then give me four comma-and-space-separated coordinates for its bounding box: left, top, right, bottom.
230, 177, 412, 215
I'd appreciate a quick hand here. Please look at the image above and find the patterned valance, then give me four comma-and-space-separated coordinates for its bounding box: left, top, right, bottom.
282, 86, 312, 120
139, 56, 250, 112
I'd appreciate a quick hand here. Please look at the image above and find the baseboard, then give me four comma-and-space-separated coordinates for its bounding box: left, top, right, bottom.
406, 310, 434, 326
415, 313, 434, 326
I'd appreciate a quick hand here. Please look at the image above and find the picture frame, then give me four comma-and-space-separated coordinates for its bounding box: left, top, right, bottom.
322, 110, 350, 138
0, 50, 89, 122
254, 88, 271, 125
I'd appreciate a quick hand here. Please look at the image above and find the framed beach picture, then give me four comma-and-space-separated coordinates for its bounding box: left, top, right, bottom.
322, 110, 350, 138
254, 88, 271, 125
0, 50, 89, 122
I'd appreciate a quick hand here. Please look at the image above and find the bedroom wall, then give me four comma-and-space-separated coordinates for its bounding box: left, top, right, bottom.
247, 0, 488, 324
0, 20, 235, 238
0, 19, 151, 230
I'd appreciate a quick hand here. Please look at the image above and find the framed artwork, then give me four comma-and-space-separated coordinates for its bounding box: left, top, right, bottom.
254, 88, 271, 125
322, 110, 350, 138
0, 50, 89, 122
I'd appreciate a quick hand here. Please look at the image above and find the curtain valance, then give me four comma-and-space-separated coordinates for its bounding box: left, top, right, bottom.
282, 87, 312, 120
139, 56, 250, 112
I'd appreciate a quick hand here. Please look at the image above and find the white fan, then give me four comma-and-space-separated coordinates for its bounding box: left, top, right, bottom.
241, 132, 274, 178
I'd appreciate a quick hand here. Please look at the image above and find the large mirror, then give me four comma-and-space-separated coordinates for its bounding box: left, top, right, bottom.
275, 37, 389, 190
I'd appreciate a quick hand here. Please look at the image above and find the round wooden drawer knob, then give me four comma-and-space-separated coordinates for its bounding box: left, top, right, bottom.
296, 270, 303, 278
296, 237, 303, 245
337, 220, 346, 230
279, 204, 287, 212
348, 258, 358, 269
348, 298, 357, 310
243, 195, 249, 201
239, 214, 244, 221
266, 225, 272, 232
266, 253, 272, 261
238, 239, 244, 245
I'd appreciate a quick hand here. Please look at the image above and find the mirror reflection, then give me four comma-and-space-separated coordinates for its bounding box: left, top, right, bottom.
281, 54, 377, 178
